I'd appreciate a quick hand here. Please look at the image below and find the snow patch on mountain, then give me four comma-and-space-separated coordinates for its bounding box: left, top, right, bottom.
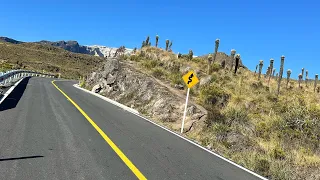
85, 45, 133, 58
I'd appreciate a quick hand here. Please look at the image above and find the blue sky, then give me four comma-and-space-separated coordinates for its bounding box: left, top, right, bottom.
1, 0, 319, 78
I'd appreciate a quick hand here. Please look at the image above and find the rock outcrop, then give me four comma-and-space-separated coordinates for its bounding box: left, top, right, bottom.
86, 58, 206, 131
37, 40, 133, 58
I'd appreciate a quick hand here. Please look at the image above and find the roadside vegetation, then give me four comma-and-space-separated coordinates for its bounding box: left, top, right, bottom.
118, 35, 320, 179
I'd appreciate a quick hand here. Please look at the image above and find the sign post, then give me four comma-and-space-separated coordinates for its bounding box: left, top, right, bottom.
181, 70, 199, 133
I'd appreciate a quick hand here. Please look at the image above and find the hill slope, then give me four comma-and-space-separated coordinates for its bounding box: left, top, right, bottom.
85, 46, 320, 180
0, 42, 104, 79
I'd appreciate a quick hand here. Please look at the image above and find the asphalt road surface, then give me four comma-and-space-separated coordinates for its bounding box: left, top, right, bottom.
0, 77, 265, 180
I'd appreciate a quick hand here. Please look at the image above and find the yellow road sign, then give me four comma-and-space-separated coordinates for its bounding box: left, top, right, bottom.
182, 71, 199, 89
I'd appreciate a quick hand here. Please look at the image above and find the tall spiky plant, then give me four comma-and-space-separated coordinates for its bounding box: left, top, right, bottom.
213, 39, 220, 63
146, 36, 150, 46
277, 55, 285, 96
234, 54, 241, 74
141, 41, 146, 48
286, 69, 291, 88
169, 41, 173, 51
314, 74, 318, 92
133, 47, 137, 54
165, 39, 169, 51
258, 60, 263, 80
207, 54, 213, 74
265, 66, 270, 78
188, 49, 193, 61
254, 65, 258, 75
272, 68, 276, 78
298, 73, 303, 88
155, 35, 159, 47
230, 49, 236, 71
301, 68, 305, 79
305, 70, 309, 87
268, 58, 274, 85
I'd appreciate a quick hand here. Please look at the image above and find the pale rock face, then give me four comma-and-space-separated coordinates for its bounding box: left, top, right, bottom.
86, 59, 206, 127
85, 45, 133, 58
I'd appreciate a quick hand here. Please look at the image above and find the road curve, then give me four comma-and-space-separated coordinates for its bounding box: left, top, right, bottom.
0, 77, 265, 180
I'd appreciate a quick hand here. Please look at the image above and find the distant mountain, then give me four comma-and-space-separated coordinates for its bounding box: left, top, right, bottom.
0, 36, 133, 58
0, 37, 24, 44
36, 40, 133, 58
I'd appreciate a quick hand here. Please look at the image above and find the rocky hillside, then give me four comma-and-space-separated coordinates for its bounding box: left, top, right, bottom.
83, 46, 320, 180
85, 58, 206, 132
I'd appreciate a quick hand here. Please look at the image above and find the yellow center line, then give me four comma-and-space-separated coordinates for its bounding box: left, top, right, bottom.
51, 80, 147, 180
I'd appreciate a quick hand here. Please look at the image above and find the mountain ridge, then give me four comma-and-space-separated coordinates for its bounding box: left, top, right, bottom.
0, 36, 133, 58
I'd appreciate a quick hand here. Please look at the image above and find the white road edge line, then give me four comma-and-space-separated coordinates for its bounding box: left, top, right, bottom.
0, 77, 27, 104
72, 84, 139, 115
73, 83, 268, 180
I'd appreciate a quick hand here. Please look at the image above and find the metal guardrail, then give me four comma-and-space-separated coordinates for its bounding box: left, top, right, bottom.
0, 69, 55, 86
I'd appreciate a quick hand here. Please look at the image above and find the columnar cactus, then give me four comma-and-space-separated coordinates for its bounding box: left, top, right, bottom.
314, 74, 318, 92
169, 41, 173, 51
207, 54, 213, 74
272, 68, 276, 78
298, 73, 302, 88
234, 54, 241, 74
258, 60, 263, 80
155, 35, 159, 47
265, 66, 270, 78
301, 68, 304, 79
146, 36, 150, 46
305, 70, 309, 87
165, 39, 169, 51
213, 39, 220, 63
277, 55, 285, 95
230, 49, 236, 70
254, 65, 258, 75
268, 58, 274, 85
286, 69, 291, 88
141, 41, 146, 48
188, 49, 193, 61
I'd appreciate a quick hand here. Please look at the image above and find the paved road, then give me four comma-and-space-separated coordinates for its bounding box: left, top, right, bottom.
0, 77, 265, 180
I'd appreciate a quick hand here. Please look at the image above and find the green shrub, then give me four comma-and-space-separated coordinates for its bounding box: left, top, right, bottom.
192, 57, 204, 63
211, 63, 221, 72
152, 68, 165, 78
272, 146, 286, 160
142, 59, 159, 69
199, 84, 230, 108
205, 108, 226, 127
224, 106, 249, 126
168, 72, 184, 85
129, 54, 140, 61
254, 157, 270, 177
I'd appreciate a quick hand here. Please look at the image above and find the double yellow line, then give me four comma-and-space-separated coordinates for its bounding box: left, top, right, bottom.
52, 80, 147, 180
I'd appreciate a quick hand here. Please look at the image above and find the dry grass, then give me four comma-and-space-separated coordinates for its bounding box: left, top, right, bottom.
0, 42, 104, 79
124, 46, 320, 179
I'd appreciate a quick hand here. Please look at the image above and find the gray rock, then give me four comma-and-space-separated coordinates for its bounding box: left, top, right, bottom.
187, 105, 196, 115
106, 72, 118, 85
174, 84, 184, 90
200, 75, 212, 86
86, 59, 207, 127
92, 84, 102, 93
